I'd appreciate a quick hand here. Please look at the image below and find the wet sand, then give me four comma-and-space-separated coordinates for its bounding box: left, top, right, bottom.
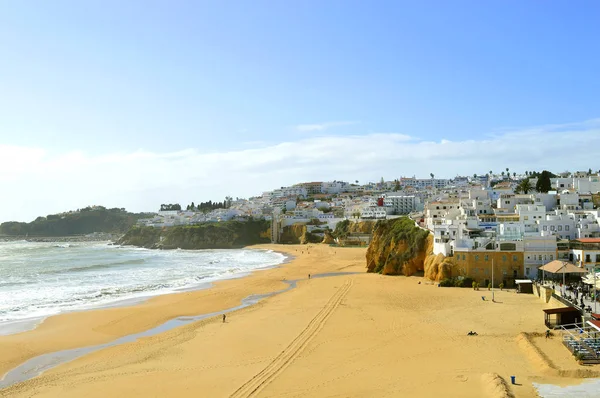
1, 244, 598, 397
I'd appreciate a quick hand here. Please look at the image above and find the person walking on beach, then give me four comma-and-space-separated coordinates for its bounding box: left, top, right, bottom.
308, 273, 311, 279
222, 314, 226, 323
545, 330, 550, 339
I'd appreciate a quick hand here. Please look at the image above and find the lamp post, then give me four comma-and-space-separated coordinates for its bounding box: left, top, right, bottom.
594, 265, 598, 314
562, 261, 566, 292
492, 258, 495, 302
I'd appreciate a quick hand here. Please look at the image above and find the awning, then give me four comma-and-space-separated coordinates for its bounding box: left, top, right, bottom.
588, 320, 600, 332
543, 307, 581, 314
539, 260, 587, 274
515, 279, 533, 284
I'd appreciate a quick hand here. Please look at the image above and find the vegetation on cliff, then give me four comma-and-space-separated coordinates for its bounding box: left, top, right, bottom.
366, 217, 457, 280
366, 217, 430, 274
116, 219, 271, 249
0, 207, 153, 236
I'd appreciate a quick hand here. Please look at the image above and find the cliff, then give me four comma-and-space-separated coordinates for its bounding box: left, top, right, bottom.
333, 220, 375, 238
116, 220, 271, 249
279, 224, 324, 244
365, 217, 456, 281
0, 207, 153, 237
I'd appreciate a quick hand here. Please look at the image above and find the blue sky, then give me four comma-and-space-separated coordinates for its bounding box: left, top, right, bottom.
1, 1, 599, 221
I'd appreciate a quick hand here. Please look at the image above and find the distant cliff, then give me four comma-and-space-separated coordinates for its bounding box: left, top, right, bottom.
0, 207, 153, 237
116, 220, 271, 249
366, 217, 456, 281
278, 220, 376, 245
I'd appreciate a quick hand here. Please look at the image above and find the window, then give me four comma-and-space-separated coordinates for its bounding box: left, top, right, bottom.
463, 254, 466, 260
586, 255, 591, 263
502, 255, 507, 262
543, 226, 547, 231
475, 255, 479, 261
526, 267, 530, 274
549, 255, 553, 260
565, 225, 570, 231
538, 255, 542, 261
485, 255, 489, 261
558, 225, 562, 231
513, 255, 517, 262
550, 225, 555, 231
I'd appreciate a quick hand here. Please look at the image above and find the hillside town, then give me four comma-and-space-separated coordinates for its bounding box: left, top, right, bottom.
137, 170, 600, 287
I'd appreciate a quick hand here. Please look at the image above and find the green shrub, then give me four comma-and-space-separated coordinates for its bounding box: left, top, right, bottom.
461, 277, 475, 288
488, 283, 492, 290
472, 281, 478, 290
439, 278, 455, 287
499, 282, 504, 290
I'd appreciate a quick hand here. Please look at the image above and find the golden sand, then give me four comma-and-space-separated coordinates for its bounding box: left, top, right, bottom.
1, 244, 598, 397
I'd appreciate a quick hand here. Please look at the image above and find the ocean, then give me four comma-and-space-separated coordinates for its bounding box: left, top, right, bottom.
0, 240, 286, 334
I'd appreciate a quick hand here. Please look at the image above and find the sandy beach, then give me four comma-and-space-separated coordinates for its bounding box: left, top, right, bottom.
1, 244, 599, 397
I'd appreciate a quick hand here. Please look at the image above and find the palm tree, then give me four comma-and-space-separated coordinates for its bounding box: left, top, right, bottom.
517, 178, 533, 194
501, 171, 505, 178
506, 167, 510, 179
513, 172, 516, 179
489, 170, 493, 176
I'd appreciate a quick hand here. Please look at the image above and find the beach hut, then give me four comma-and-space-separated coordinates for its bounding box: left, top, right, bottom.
543, 307, 582, 329
515, 279, 533, 294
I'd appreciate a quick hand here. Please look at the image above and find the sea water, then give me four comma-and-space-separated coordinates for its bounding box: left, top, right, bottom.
0, 240, 285, 334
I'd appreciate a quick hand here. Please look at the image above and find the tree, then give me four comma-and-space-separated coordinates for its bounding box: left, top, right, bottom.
394, 179, 400, 191
473, 173, 477, 179
536, 170, 553, 193
513, 172, 516, 178
516, 178, 533, 194
430, 173, 434, 179
489, 170, 492, 177
589, 168, 593, 176
501, 171, 505, 178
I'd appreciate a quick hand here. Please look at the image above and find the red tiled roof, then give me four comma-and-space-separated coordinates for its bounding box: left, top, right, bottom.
576, 238, 600, 243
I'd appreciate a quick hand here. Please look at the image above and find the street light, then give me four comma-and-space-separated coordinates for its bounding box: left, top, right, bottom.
561, 261, 566, 293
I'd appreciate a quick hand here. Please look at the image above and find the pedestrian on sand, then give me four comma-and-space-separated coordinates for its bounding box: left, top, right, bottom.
222, 314, 226, 323
545, 330, 550, 339
308, 274, 311, 279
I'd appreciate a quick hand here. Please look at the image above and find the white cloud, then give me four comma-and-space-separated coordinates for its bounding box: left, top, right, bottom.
295, 121, 359, 132
2, 119, 600, 222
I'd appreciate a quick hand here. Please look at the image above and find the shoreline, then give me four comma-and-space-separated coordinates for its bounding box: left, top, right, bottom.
0, 245, 292, 336
2, 244, 599, 397
0, 244, 335, 383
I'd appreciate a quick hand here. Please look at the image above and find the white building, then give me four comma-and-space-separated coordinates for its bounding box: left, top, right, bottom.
523, 235, 557, 279
382, 194, 420, 214
538, 212, 577, 240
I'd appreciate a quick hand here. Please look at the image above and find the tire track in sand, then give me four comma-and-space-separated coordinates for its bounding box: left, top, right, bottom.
229, 278, 353, 398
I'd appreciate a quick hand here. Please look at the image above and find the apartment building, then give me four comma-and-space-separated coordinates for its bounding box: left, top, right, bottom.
382, 194, 420, 214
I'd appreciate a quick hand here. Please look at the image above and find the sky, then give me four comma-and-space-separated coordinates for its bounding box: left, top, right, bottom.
1, 1, 599, 222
